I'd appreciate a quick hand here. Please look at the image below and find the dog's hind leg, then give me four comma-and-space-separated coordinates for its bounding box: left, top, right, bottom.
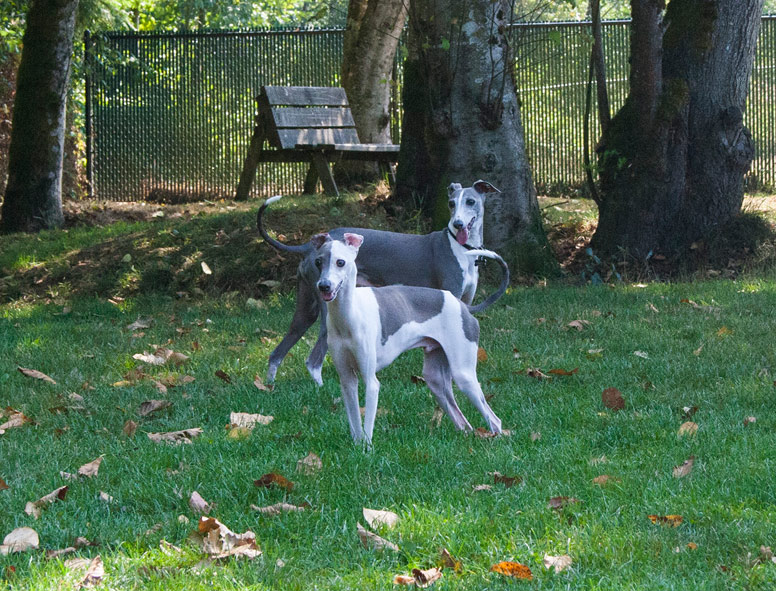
304, 304, 328, 386
266, 275, 319, 384
422, 348, 472, 431
446, 348, 502, 433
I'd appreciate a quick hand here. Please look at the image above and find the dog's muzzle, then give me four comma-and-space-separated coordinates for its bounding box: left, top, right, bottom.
317, 280, 337, 302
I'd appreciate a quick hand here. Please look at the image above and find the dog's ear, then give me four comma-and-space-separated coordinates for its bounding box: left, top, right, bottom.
473, 180, 500, 195
310, 233, 331, 250
343, 233, 364, 250
447, 183, 463, 196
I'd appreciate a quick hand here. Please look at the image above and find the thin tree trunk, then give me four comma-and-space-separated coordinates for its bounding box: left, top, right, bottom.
1, 0, 79, 233
396, 0, 554, 273
592, 0, 762, 258
338, 0, 407, 185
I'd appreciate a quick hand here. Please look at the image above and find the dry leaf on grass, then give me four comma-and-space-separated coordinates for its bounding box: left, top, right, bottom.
0, 528, 39, 555
17, 366, 56, 384
363, 508, 399, 530
525, 368, 551, 380
253, 375, 273, 391
548, 496, 581, 511
98, 491, 113, 503
123, 420, 138, 437
356, 522, 398, 552
251, 502, 307, 515
411, 567, 443, 588
215, 369, 231, 383
530, 431, 541, 441
472, 484, 493, 492
46, 546, 77, 559
567, 320, 590, 331
393, 574, 416, 585
633, 350, 649, 359
133, 348, 189, 367
78, 456, 103, 478
592, 474, 619, 486
491, 471, 521, 487
430, 407, 444, 429
673, 456, 695, 479
440, 548, 462, 572
73, 555, 104, 588
490, 561, 533, 579
147, 428, 202, 445
543, 554, 572, 573
0, 409, 32, 432
477, 347, 488, 362
648, 514, 683, 526
602, 387, 625, 411
196, 516, 262, 559
25, 485, 68, 519
548, 368, 579, 376
254, 473, 294, 491
744, 416, 757, 426
127, 318, 152, 331
296, 452, 322, 475
678, 421, 698, 437
189, 491, 211, 514
0, 478, 8, 491
229, 412, 273, 430
473, 427, 511, 438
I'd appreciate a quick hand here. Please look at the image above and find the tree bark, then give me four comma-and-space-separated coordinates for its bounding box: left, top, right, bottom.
0, 0, 79, 233
592, 0, 762, 258
338, 0, 407, 185
395, 0, 554, 273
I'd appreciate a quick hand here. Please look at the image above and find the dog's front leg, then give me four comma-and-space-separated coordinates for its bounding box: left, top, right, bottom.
305, 302, 328, 386
361, 372, 380, 447
331, 347, 364, 442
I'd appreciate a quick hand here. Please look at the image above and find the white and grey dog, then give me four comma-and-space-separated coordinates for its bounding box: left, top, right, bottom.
313, 232, 504, 445
258, 180, 507, 385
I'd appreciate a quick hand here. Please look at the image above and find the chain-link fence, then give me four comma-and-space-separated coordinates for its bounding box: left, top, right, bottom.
85, 18, 776, 201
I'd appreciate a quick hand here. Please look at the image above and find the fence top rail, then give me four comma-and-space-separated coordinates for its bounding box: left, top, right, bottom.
92, 27, 347, 40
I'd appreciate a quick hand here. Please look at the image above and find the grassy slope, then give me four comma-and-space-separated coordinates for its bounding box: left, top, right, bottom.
1, 193, 776, 589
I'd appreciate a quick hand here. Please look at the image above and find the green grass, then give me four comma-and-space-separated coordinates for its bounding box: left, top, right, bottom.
1, 193, 776, 589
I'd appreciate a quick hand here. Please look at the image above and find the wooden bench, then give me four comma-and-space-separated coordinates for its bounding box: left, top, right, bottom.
235, 85, 400, 198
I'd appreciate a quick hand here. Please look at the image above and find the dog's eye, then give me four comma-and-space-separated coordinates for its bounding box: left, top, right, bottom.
466, 198, 475, 206
336, 259, 345, 267
448, 200, 455, 209
315, 258, 322, 268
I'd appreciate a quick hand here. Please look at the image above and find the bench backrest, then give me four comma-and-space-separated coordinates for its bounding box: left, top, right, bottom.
259, 86, 361, 150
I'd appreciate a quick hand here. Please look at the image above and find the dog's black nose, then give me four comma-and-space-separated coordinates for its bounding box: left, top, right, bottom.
453, 220, 464, 229
318, 281, 331, 294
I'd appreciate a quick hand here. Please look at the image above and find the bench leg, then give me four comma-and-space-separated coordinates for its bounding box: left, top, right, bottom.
235, 126, 264, 201
303, 163, 318, 194
311, 153, 339, 196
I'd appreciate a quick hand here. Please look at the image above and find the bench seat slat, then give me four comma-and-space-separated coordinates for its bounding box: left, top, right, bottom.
263, 86, 349, 107
276, 128, 360, 150
271, 107, 356, 129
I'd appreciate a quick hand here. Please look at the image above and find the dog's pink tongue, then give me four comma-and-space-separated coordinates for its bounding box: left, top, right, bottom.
456, 227, 469, 245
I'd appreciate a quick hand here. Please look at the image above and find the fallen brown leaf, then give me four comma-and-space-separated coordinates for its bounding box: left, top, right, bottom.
25, 485, 68, 519
0, 478, 8, 491
440, 548, 462, 572
0, 527, 39, 555
548, 368, 579, 376
296, 452, 322, 475
250, 502, 307, 515
189, 491, 211, 514
525, 367, 550, 380
430, 407, 444, 428
648, 514, 683, 526
147, 428, 203, 445
123, 420, 138, 437
490, 561, 533, 579
410, 375, 426, 385
678, 421, 699, 437
592, 474, 619, 486
492, 472, 521, 488
215, 369, 231, 383
393, 574, 416, 585
0, 408, 32, 432
473, 427, 510, 438
472, 484, 493, 492
356, 522, 398, 552
567, 319, 590, 331
412, 566, 443, 588
254, 472, 294, 491
17, 367, 56, 384
127, 318, 152, 331
253, 375, 273, 391
548, 496, 580, 510
543, 554, 572, 573
45, 546, 77, 559
196, 516, 262, 559
76, 555, 104, 588
602, 387, 625, 411
139, 399, 173, 417
78, 456, 103, 478
744, 416, 757, 426
672, 456, 695, 479
229, 412, 273, 430
363, 508, 400, 529
98, 491, 113, 503
477, 347, 488, 362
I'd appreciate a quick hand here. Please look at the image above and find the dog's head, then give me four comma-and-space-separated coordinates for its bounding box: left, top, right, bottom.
447, 180, 499, 246
313, 233, 363, 302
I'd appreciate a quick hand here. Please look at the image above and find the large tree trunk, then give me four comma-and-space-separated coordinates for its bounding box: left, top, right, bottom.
592, 0, 762, 258
0, 0, 79, 233
337, 0, 407, 185
396, 0, 554, 272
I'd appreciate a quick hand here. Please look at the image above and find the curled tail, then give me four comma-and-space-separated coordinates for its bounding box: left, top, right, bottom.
465, 249, 510, 314
257, 195, 313, 255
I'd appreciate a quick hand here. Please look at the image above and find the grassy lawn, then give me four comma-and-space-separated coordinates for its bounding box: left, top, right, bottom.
1, 191, 776, 589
